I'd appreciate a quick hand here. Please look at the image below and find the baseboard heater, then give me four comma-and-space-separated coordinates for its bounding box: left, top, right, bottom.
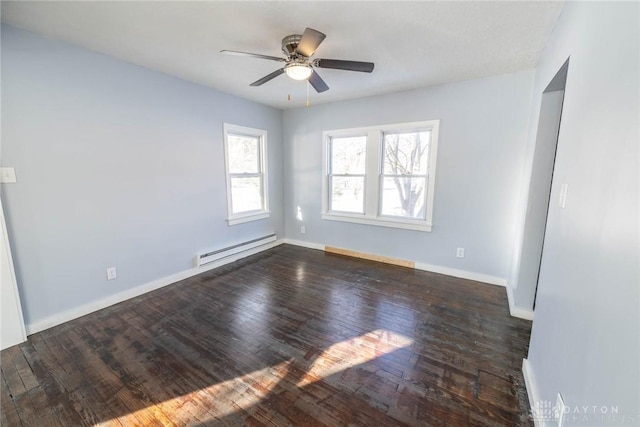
197, 233, 277, 267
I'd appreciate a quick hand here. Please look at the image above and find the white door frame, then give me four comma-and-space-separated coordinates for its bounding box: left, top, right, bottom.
1, 198, 27, 349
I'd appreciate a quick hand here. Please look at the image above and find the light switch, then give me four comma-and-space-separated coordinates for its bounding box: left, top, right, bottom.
559, 184, 568, 208
0, 167, 16, 183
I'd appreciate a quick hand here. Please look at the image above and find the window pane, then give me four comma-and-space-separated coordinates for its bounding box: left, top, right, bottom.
228, 134, 259, 173
331, 176, 365, 213
231, 177, 262, 213
380, 177, 427, 219
383, 131, 430, 175
331, 136, 367, 174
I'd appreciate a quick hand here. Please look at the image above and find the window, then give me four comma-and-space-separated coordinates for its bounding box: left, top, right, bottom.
380, 131, 430, 219
223, 123, 269, 225
328, 136, 367, 214
322, 121, 439, 232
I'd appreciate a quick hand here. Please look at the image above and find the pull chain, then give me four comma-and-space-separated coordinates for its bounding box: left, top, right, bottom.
306, 80, 310, 108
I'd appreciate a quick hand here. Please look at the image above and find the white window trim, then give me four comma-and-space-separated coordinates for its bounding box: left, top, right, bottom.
223, 123, 270, 225
322, 120, 439, 232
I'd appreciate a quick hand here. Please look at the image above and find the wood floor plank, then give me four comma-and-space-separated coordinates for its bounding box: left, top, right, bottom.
2, 346, 28, 398
1, 369, 23, 426
55, 328, 147, 425
19, 339, 85, 426
1, 245, 532, 426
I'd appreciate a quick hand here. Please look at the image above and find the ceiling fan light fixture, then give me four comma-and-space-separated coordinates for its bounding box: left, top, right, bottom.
222, 28, 374, 93
285, 64, 312, 80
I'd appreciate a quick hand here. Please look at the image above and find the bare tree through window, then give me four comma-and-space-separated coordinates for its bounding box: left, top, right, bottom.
381, 131, 430, 219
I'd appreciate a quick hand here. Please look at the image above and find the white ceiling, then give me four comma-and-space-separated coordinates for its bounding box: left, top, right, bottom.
1, 1, 564, 110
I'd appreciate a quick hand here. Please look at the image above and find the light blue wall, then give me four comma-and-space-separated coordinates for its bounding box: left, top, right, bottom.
283, 71, 534, 280
0, 25, 284, 326
519, 2, 639, 423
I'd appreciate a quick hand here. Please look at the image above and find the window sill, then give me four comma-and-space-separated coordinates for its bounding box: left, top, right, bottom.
321, 213, 432, 232
227, 211, 270, 226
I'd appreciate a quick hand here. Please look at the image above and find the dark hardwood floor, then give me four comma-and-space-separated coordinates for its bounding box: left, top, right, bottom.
1, 244, 532, 426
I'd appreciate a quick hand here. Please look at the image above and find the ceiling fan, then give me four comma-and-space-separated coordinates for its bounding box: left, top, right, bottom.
221, 28, 374, 93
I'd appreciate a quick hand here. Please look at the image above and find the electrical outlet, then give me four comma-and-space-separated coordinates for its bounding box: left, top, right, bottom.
0, 167, 17, 183
456, 248, 465, 258
555, 393, 566, 426
301, 225, 306, 234
106, 267, 117, 280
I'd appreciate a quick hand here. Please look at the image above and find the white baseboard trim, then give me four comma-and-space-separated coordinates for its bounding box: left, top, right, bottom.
26, 239, 284, 335
522, 358, 543, 427
282, 238, 325, 251
282, 238, 508, 288
507, 285, 535, 320
414, 261, 507, 287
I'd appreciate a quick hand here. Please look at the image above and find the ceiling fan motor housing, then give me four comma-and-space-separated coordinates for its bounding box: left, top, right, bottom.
281, 34, 303, 57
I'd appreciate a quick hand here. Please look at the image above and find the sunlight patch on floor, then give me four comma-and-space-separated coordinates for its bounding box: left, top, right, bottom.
296, 329, 414, 387
98, 329, 412, 425
99, 360, 292, 425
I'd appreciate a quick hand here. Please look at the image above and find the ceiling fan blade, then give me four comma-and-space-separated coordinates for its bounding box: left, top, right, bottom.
221, 50, 285, 62
250, 69, 285, 86
315, 59, 374, 73
295, 28, 326, 57
308, 70, 329, 93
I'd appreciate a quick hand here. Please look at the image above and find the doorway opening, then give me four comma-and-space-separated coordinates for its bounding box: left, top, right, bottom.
517, 58, 569, 311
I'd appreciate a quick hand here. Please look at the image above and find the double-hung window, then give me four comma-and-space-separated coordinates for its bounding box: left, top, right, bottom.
322, 120, 439, 232
328, 135, 367, 214
223, 123, 269, 225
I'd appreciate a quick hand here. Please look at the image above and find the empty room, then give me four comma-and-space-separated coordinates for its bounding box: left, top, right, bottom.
1, 1, 638, 426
